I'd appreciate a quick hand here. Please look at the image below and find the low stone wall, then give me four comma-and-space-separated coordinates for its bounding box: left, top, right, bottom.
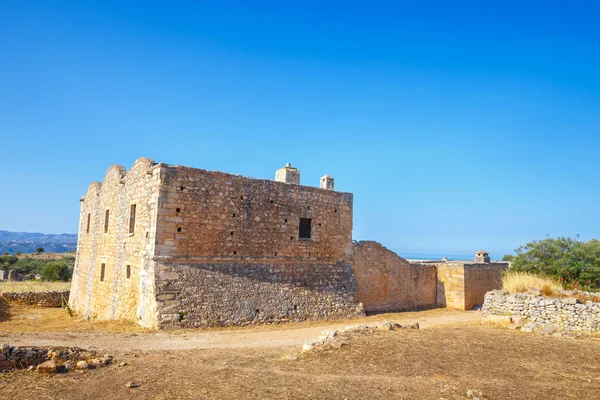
1, 290, 70, 307
483, 290, 600, 332
0, 343, 110, 372
0, 344, 49, 371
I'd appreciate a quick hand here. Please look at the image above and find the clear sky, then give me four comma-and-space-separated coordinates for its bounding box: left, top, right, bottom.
0, 1, 598, 259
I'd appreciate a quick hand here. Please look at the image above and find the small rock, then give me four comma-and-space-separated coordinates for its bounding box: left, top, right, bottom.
541, 325, 559, 335
318, 329, 336, 340
521, 323, 536, 333
36, 360, 58, 373
564, 333, 579, 340
467, 389, 474, 397
88, 358, 104, 366
64, 362, 73, 371
76, 361, 90, 370
119, 361, 128, 367
302, 341, 316, 352
126, 381, 139, 388
330, 341, 345, 349
407, 322, 420, 329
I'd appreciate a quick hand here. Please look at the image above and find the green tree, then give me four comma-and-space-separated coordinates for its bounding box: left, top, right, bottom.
35, 247, 44, 253
41, 261, 71, 281
505, 237, 600, 290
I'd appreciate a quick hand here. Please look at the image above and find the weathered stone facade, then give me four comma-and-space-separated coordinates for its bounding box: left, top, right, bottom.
435, 262, 507, 310
70, 158, 506, 328
352, 241, 437, 312
70, 158, 363, 329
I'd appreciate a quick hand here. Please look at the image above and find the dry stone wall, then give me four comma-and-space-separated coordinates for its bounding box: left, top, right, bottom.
352, 241, 437, 312
483, 290, 600, 332
1, 290, 69, 307
155, 261, 363, 328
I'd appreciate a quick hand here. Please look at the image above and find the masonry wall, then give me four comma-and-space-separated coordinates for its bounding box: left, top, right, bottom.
436, 263, 466, 309
352, 241, 437, 312
155, 261, 363, 328
464, 263, 506, 309
436, 262, 508, 310
1, 290, 70, 308
69, 158, 161, 327
483, 290, 600, 332
152, 165, 353, 260
151, 164, 360, 328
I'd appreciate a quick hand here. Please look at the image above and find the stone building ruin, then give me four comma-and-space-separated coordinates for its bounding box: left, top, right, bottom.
69, 158, 507, 329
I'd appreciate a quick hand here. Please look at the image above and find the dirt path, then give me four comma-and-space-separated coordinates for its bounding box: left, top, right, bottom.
0, 309, 481, 352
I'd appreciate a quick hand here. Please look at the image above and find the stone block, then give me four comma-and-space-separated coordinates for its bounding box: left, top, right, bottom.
482, 315, 512, 325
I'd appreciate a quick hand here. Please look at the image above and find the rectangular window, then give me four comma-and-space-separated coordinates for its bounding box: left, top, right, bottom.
104, 210, 110, 233
100, 263, 106, 281
86, 213, 91, 234
299, 218, 312, 239
129, 204, 136, 234
126, 265, 131, 279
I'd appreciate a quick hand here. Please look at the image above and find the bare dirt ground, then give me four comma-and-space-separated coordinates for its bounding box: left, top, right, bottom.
0, 304, 479, 351
2, 304, 600, 399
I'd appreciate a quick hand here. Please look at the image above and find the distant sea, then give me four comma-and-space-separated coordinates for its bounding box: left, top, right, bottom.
398, 253, 477, 261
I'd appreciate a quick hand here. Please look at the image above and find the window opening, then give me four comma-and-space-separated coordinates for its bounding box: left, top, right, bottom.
129, 204, 136, 233
299, 218, 312, 239
104, 210, 109, 233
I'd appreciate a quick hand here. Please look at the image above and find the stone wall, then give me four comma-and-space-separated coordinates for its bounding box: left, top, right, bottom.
1, 290, 70, 307
352, 241, 437, 312
436, 263, 465, 309
69, 157, 161, 328
153, 164, 354, 260
155, 261, 363, 329
436, 262, 507, 310
0, 344, 49, 371
463, 263, 505, 309
0, 343, 108, 372
151, 163, 359, 329
483, 290, 600, 332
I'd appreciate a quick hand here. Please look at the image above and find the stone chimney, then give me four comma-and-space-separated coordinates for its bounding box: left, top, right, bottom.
320, 174, 334, 190
474, 250, 490, 263
275, 163, 300, 185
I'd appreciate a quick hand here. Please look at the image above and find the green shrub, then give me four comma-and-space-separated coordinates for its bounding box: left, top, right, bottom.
41, 261, 71, 281
505, 237, 600, 291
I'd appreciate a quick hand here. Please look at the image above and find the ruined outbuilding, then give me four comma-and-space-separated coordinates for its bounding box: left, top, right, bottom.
69, 158, 507, 329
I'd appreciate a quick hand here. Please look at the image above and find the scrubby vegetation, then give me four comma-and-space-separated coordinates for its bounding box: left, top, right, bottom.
503, 237, 600, 291
502, 271, 563, 295
0, 254, 75, 281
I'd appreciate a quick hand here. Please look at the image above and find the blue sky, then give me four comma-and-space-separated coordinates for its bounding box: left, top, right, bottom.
0, 1, 598, 259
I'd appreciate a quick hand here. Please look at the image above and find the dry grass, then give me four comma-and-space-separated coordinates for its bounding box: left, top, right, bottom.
2, 323, 600, 399
502, 271, 563, 294
0, 281, 71, 294
0, 303, 146, 333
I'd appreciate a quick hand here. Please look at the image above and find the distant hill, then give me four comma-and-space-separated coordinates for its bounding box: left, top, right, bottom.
0, 230, 77, 254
